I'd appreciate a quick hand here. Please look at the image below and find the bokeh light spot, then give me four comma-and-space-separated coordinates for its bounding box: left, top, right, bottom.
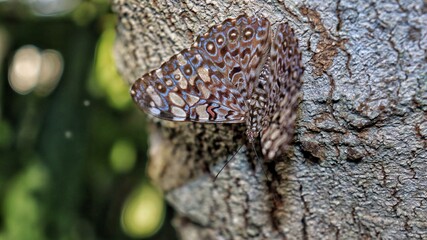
28, 0, 81, 16
64, 131, 73, 139
93, 22, 131, 110
8, 45, 63, 96
110, 139, 136, 174
83, 100, 91, 107
9, 45, 41, 95
34, 50, 63, 96
121, 183, 164, 238
71, 1, 98, 26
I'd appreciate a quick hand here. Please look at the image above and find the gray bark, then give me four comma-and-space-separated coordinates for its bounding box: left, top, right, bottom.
113, 0, 427, 239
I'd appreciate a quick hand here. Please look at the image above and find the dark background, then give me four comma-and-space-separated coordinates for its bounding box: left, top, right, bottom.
0, 1, 176, 239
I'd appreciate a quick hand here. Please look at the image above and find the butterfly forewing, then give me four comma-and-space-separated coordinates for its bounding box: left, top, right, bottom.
236, 15, 272, 98
132, 15, 272, 124
131, 47, 247, 122
195, 15, 272, 100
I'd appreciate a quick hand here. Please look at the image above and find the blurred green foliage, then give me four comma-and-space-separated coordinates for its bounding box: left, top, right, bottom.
0, 1, 176, 239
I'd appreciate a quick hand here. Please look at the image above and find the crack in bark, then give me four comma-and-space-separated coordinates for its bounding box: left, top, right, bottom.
265, 161, 288, 239
325, 72, 339, 124
299, 6, 349, 77
299, 183, 309, 240
336, 0, 343, 32
279, 2, 301, 23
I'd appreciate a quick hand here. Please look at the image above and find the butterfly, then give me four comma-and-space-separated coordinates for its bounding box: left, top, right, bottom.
130, 14, 303, 160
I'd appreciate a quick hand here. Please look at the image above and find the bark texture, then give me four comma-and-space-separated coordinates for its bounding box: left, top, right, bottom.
113, 0, 427, 239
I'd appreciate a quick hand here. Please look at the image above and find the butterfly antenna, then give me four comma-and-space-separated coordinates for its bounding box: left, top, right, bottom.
214, 144, 244, 181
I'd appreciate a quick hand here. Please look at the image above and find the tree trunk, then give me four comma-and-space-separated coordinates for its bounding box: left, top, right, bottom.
112, 0, 427, 239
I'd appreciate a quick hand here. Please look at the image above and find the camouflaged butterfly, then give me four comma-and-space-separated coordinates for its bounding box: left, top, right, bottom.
130, 14, 303, 160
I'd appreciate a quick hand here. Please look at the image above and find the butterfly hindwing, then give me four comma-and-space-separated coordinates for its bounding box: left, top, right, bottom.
261, 23, 304, 159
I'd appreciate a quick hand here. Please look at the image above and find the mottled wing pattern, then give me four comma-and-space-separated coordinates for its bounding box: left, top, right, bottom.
131, 15, 271, 123
245, 61, 270, 139
131, 15, 304, 160
131, 47, 246, 123
194, 15, 272, 101
261, 23, 304, 159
